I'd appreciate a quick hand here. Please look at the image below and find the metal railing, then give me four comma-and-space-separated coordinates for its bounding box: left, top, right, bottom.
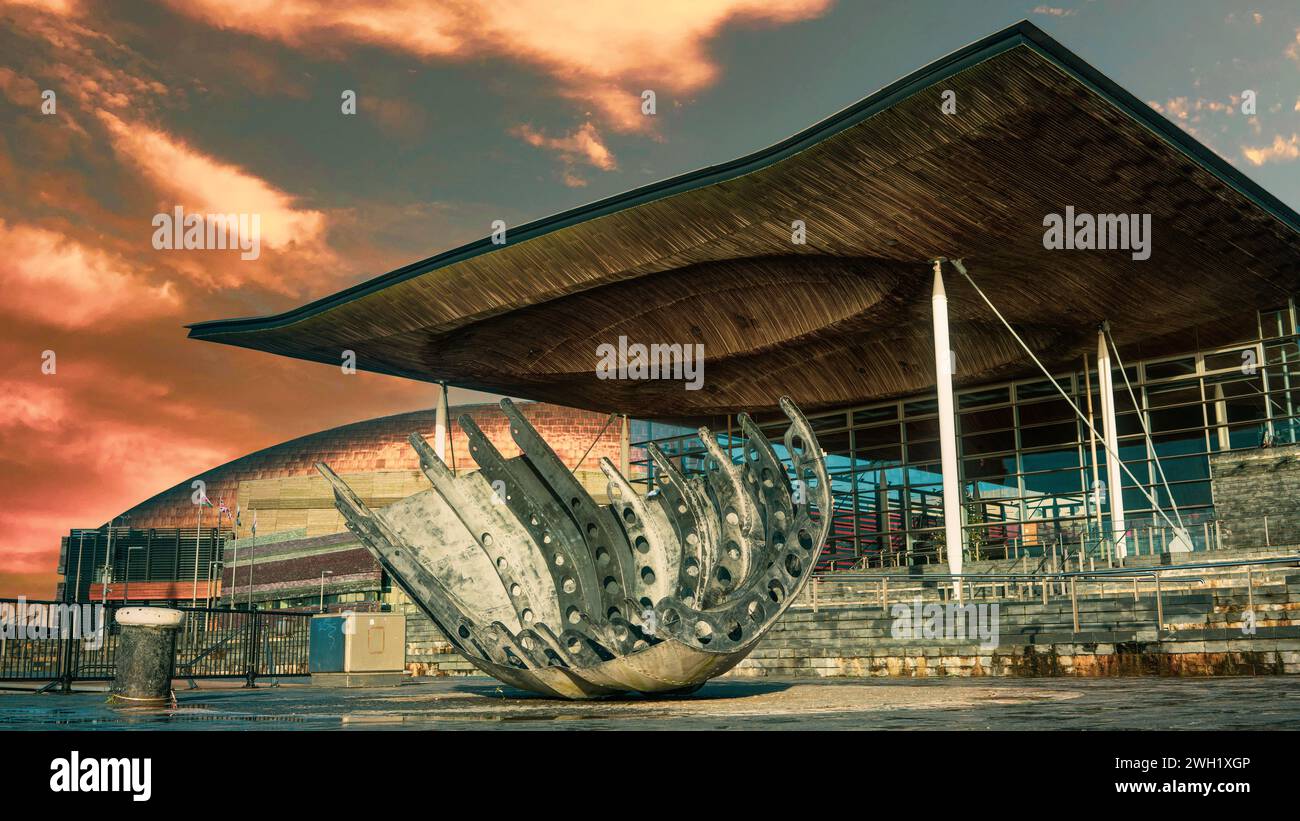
0, 600, 312, 692
832, 512, 1300, 572
800, 555, 1300, 635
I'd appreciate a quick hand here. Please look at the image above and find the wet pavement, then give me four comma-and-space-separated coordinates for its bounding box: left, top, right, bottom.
3, 676, 1300, 730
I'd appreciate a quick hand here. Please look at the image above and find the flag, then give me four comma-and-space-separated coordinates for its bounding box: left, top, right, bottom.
235, 505, 242, 528
199, 493, 213, 508
251, 510, 258, 537
218, 499, 230, 516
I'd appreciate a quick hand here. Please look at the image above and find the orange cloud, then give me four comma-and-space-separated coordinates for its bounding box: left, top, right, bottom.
0, 219, 182, 329
1242, 133, 1300, 166
512, 122, 618, 179
0, 0, 80, 15
97, 111, 328, 256
162, 0, 833, 134
0, 378, 68, 431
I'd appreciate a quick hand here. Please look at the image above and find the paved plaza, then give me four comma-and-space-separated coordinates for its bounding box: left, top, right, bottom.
4, 676, 1300, 730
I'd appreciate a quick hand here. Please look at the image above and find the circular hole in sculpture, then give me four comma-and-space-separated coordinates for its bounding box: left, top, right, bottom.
562, 576, 577, 594
694, 621, 713, 645
768, 580, 785, 603
716, 566, 732, 587
640, 566, 656, 585
785, 553, 803, 577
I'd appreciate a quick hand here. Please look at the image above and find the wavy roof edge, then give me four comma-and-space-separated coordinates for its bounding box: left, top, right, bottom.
187, 19, 1300, 343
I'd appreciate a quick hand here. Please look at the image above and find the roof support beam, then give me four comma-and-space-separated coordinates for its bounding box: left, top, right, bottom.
1096, 324, 1128, 559
434, 382, 449, 462
931, 260, 964, 598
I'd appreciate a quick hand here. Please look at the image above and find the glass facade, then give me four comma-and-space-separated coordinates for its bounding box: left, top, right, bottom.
635, 299, 1300, 569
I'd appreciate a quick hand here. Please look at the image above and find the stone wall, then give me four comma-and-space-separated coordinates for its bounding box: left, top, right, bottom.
1209, 442, 1300, 548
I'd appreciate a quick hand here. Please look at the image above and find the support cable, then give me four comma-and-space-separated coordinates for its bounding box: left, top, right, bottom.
1102, 324, 1186, 532
948, 259, 1182, 538
572, 413, 618, 472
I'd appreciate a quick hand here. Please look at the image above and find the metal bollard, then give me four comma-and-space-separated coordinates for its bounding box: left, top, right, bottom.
108, 607, 183, 708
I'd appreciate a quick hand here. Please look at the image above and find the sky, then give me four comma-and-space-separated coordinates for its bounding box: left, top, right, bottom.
2, 0, 1299, 599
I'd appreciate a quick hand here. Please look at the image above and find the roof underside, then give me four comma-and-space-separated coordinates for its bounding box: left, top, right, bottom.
189, 21, 1300, 421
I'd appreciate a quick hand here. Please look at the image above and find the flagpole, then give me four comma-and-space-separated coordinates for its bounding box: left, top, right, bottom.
192, 500, 202, 606
230, 507, 240, 609
247, 509, 257, 611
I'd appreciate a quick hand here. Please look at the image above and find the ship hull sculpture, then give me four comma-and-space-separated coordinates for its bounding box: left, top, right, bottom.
316, 396, 830, 699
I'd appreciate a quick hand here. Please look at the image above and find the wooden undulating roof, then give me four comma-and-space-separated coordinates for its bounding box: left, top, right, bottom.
188, 21, 1300, 420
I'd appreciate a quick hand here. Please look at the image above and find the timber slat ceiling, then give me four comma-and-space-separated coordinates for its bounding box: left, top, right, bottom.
189, 22, 1300, 420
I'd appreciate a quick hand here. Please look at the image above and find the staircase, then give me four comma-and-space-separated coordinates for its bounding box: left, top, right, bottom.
727, 572, 1300, 678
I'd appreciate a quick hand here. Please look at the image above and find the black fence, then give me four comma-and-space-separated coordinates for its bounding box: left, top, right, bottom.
0, 600, 312, 691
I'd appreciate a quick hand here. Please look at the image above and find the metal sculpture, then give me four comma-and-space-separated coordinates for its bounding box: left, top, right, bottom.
316, 396, 830, 699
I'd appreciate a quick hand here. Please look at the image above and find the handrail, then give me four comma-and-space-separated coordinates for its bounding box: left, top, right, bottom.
803, 554, 1300, 635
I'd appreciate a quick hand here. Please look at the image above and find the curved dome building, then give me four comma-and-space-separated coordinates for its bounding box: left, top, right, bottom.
112, 401, 626, 532
58, 402, 640, 606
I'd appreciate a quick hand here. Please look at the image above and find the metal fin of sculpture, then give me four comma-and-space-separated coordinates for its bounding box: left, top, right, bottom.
315, 396, 831, 699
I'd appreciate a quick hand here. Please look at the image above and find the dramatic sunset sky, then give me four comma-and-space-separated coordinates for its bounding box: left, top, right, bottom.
2, 0, 1299, 598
